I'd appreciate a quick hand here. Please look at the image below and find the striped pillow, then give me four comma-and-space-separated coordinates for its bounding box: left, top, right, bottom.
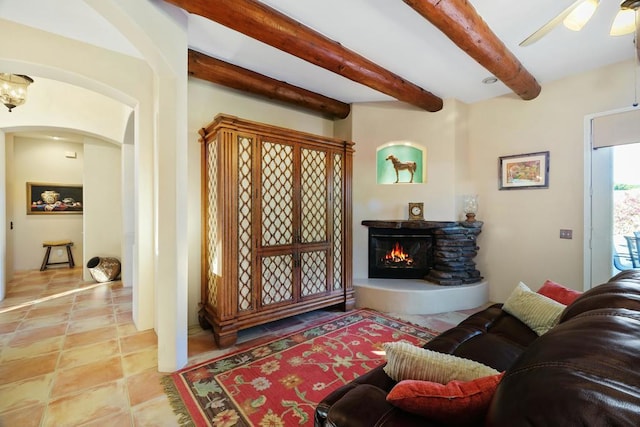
383, 341, 500, 384
503, 281, 565, 335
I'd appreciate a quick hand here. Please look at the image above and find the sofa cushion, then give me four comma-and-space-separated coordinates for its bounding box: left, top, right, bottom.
537, 279, 582, 305
386, 372, 504, 425
383, 341, 499, 383
502, 282, 565, 335
424, 304, 537, 372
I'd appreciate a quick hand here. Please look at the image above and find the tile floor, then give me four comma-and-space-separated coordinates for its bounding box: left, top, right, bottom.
0, 268, 483, 426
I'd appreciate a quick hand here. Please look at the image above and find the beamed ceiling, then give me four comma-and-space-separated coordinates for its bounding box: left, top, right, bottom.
1, 0, 638, 118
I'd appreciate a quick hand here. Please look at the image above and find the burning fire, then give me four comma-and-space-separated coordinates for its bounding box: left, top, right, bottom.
383, 242, 413, 266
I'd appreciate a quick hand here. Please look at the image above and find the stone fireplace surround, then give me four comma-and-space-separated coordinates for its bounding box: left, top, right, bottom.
354, 220, 489, 314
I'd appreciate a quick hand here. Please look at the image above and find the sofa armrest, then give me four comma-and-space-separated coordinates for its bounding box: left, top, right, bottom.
559, 275, 640, 322
487, 308, 640, 426
315, 366, 397, 426
319, 384, 439, 427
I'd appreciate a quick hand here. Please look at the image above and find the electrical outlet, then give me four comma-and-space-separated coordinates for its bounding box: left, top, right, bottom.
56, 249, 63, 257
559, 229, 573, 239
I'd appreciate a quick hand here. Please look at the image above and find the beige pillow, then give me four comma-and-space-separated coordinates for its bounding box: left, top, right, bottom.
502, 281, 565, 335
383, 341, 500, 384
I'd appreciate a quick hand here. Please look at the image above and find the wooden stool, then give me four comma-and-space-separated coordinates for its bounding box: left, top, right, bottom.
40, 240, 75, 271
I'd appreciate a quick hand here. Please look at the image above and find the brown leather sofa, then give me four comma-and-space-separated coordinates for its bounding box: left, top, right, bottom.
314, 270, 640, 426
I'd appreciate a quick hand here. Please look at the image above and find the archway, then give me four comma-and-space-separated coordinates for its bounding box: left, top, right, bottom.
5, 126, 127, 283
1, 1, 189, 371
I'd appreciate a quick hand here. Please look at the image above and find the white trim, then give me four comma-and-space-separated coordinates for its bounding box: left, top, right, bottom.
583, 104, 640, 291
583, 114, 592, 291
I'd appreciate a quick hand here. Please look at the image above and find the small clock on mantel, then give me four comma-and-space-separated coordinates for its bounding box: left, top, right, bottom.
408, 202, 424, 220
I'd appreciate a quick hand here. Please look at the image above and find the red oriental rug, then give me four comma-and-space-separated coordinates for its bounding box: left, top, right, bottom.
163, 309, 436, 426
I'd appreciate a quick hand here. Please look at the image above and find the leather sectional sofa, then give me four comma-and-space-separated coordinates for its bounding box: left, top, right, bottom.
314, 270, 640, 426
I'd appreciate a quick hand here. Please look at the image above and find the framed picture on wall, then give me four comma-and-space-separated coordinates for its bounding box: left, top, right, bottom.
27, 182, 83, 214
499, 151, 549, 190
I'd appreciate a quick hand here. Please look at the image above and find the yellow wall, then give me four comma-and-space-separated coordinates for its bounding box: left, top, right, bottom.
3, 8, 638, 331
468, 59, 637, 302
11, 137, 85, 270
186, 58, 638, 309
343, 59, 638, 303
0, 10, 186, 370
346, 100, 466, 279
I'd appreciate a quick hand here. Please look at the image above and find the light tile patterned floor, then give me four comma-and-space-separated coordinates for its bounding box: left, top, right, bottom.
0, 268, 482, 426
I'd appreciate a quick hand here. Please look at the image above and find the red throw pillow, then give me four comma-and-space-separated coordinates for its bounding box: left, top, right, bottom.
537, 280, 582, 305
386, 372, 504, 425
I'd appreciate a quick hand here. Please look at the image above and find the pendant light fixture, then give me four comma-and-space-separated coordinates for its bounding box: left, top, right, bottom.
0, 73, 34, 112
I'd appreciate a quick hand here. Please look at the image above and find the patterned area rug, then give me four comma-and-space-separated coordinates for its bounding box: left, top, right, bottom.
163, 309, 436, 426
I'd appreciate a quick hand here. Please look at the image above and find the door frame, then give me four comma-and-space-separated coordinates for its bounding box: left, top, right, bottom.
584, 105, 640, 289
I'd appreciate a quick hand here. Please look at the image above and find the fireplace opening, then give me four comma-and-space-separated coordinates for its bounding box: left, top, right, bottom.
368, 229, 433, 279
382, 242, 414, 267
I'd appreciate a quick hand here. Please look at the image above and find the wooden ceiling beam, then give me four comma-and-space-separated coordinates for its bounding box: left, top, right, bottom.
403, 0, 541, 101
189, 50, 351, 119
166, 0, 444, 112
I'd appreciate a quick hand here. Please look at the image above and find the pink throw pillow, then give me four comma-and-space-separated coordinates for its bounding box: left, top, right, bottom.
386, 372, 504, 425
537, 280, 582, 305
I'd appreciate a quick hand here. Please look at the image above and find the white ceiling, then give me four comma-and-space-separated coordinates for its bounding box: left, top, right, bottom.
1, 0, 637, 106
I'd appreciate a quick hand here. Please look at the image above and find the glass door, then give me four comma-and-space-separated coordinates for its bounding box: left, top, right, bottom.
612, 143, 640, 271
591, 142, 640, 286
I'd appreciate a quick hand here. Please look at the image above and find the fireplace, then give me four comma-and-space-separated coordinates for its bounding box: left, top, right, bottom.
368, 228, 433, 279
363, 220, 484, 285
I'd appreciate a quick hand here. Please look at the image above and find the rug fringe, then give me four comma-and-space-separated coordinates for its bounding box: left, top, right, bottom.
161, 375, 197, 427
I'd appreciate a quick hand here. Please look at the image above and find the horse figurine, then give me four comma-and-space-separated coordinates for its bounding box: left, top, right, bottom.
385, 154, 417, 183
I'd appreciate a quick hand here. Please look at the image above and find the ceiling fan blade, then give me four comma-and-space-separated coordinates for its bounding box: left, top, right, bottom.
520, 0, 589, 47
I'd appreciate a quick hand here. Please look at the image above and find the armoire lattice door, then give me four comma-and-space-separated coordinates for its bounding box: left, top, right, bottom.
198, 114, 354, 346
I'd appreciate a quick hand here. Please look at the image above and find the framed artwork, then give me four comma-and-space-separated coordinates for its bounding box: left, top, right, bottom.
499, 151, 549, 190
27, 182, 83, 214
376, 142, 426, 184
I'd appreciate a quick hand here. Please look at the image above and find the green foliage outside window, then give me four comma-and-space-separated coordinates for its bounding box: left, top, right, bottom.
614, 189, 640, 235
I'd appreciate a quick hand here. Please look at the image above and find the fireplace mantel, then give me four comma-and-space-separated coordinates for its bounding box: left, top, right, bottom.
362, 220, 482, 229
362, 220, 457, 229
362, 219, 484, 285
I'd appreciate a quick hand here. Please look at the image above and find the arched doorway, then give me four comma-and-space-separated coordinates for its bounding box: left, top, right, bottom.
1, 1, 189, 371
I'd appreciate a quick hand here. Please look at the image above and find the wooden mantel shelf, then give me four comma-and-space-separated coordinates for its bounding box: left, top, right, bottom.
362, 220, 459, 229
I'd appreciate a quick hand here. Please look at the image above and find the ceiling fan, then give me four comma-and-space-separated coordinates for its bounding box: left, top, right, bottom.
520, 0, 640, 51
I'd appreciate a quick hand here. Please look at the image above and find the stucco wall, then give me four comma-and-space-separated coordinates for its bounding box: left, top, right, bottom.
468, 59, 637, 303
83, 140, 123, 280
9, 135, 122, 276
2, 3, 191, 371
11, 137, 84, 270
2, 6, 637, 351
346, 100, 467, 280
186, 59, 638, 312
341, 59, 637, 305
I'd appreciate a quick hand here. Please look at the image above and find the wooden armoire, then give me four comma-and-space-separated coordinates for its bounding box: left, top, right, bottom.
198, 114, 354, 346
